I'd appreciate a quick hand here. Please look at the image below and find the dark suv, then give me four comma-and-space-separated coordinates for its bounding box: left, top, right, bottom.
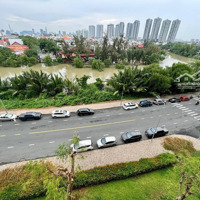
145, 127, 168, 139
139, 100, 153, 107
19, 112, 42, 121
77, 108, 94, 116
121, 131, 142, 143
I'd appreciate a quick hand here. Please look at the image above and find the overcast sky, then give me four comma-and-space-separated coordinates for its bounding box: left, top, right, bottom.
0, 0, 199, 40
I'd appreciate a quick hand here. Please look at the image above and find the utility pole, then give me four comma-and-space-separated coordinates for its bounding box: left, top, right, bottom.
0, 99, 8, 114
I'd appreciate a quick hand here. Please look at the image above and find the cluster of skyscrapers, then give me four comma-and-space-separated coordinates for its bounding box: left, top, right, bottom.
88, 18, 181, 43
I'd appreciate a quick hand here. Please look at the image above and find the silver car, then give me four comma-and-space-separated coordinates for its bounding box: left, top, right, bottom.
0, 113, 17, 121
153, 98, 166, 105
97, 136, 117, 148
70, 140, 93, 153
52, 110, 70, 118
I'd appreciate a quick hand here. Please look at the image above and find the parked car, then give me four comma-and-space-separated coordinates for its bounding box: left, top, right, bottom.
153, 98, 166, 105
77, 108, 94, 116
70, 140, 93, 153
18, 112, 42, 121
145, 126, 168, 139
121, 131, 142, 143
0, 113, 17, 121
180, 96, 190, 101
168, 98, 181, 103
123, 102, 138, 110
139, 100, 153, 107
52, 110, 70, 118
97, 136, 117, 148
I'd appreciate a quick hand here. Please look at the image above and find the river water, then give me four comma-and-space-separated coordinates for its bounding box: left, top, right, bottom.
0, 53, 196, 83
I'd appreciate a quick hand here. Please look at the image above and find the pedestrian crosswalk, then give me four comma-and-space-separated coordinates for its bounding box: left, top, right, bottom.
172, 103, 200, 121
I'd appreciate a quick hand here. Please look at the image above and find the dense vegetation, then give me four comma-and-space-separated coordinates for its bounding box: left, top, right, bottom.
0, 60, 200, 109
161, 42, 200, 59
0, 153, 176, 200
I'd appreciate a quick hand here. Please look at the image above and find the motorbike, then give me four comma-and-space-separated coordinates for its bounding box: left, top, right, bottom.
190, 96, 193, 99
195, 101, 199, 105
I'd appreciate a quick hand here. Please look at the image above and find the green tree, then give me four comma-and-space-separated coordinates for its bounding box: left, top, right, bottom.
46, 135, 81, 200
94, 45, 102, 59
43, 55, 53, 66
24, 49, 38, 58
76, 75, 91, 89
104, 59, 112, 67
91, 59, 104, 71
73, 57, 84, 68
101, 35, 109, 61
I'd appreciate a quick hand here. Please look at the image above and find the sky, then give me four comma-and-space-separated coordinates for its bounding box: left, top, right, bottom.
0, 0, 199, 40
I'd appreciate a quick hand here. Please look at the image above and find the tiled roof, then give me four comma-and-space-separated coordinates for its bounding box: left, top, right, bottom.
7, 42, 29, 52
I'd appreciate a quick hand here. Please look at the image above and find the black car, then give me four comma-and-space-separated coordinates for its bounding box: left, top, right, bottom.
121, 131, 142, 143
145, 127, 168, 139
139, 100, 153, 107
77, 108, 94, 116
19, 112, 42, 121
168, 98, 181, 103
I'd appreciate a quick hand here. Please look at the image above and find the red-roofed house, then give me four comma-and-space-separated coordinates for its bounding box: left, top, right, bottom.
7, 42, 29, 55
137, 44, 144, 48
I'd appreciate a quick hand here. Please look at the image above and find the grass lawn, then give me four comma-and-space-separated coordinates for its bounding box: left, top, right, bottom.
80, 167, 200, 200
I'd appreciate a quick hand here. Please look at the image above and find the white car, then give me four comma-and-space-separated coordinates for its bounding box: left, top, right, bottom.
70, 140, 93, 153
123, 102, 138, 110
52, 110, 70, 118
0, 113, 17, 121
97, 136, 117, 148
153, 99, 166, 105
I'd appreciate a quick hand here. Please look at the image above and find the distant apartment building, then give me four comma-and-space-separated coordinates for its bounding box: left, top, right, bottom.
96, 24, 103, 38
150, 17, 162, 41
131, 20, 140, 40
167, 19, 181, 43
107, 24, 114, 38
119, 22, 125, 36
76, 30, 83, 37
143, 18, 153, 41
115, 24, 120, 38
158, 19, 171, 43
83, 29, 89, 38
126, 23, 133, 39
89, 25, 95, 39
62, 31, 66, 36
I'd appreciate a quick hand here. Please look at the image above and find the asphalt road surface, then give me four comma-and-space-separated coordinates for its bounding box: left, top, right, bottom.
1, 98, 200, 164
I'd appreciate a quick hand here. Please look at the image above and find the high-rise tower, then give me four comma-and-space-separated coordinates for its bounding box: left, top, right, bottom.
158, 19, 171, 43
131, 20, 140, 40
143, 18, 153, 41
167, 19, 181, 43
150, 17, 162, 41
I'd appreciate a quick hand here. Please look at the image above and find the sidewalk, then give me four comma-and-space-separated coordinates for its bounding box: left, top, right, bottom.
0, 92, 199, 116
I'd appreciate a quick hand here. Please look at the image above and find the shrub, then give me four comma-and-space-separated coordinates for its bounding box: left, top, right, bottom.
43, 55, 53, 66
163, 137, 196, 154
104, 59, 112, 67
73, 153, 176, 188
115, 63, 125, 69
91, 59, 104, 71
73, 57, 84, 68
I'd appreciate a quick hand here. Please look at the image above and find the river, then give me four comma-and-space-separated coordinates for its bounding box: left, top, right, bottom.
0, 53, 196, 83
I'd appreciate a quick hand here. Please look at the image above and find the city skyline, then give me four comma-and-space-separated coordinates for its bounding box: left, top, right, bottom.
0, 0, 199, 40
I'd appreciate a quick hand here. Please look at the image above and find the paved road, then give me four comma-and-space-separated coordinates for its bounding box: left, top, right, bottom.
0, 98, 200, 164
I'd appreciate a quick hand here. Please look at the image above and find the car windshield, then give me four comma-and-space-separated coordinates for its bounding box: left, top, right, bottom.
101, 138, 106, 144
150, 128, 156, 133
126, 132, 133, 138
74, 144, 79, 149
63, 110, 67, 113
6, 114, 13, 118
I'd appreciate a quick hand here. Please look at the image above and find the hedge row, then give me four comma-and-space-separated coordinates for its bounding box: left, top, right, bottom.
73, 153, 176, 189
0, 153, 176, 200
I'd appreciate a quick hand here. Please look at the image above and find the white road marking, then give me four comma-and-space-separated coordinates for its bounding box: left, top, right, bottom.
185, 120, 188, 122
15, 124, 20, 125
29, 144, 35, 146
92, 116, 97, 118
68, 139, 72, 141
106, 115, 110, 117
8, 146, 14, 149
181, 108, 189, 110
78, 118, 83, 120
187, 112, 195, 114
104, 134, 109, 136
184, 110, 191, 112
120, 132, 124, 134
191, 113, 198, 116
48, 121, 52, 123
63, 119, 68, 121
86, 136, 91, 139
174, 123, 177, 125
142, 110, 145, 112
0, 125, 2, 127
118, 113, 122, 115
32, 122, 36, 124
49, 141, 55, 144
